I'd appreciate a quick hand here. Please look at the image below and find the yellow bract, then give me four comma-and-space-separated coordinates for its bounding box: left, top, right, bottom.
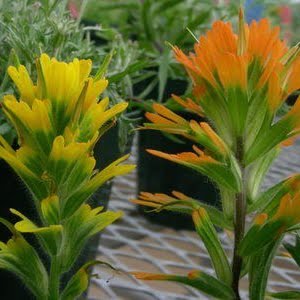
0, 53, 133, 219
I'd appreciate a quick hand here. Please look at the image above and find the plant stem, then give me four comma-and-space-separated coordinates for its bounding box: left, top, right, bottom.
49, 256, 60, 300
231, 137, 246, 300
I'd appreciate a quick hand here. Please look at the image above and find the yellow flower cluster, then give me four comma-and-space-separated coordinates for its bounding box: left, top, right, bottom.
0, 54, 134, 216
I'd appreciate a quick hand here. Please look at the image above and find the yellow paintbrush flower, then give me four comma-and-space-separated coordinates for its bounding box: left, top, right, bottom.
0, 54, 134, 205
0, 53, 135, 298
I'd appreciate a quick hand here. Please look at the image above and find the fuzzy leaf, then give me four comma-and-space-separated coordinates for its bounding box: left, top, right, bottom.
245, 118, 292, 165
147, 149, 241, 192
41, 195, 60, 225
248, 179, 289, 214
10, 209, 62, 256
268, 291, 300, 299
247, 148, 279, 202
62, 154, 135, 218
192, 208, 232, 284
132, 191, 233, 230
226, 87, 248, 137
61, 205, 122, 271
249, 239, 282, 300
60, 260, 109, 300
239, 220, 283, 257
283, 234, 300, 268
132, 270, 234, 299
0, 218, 48, 299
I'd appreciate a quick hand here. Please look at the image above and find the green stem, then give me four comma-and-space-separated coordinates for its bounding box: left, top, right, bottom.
49, 256, 60, 300
231, 137, 246, 300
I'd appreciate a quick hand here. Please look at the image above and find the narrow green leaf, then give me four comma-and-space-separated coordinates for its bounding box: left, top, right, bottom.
226, 87, 248, 137
245, 118, 292, 165
108, 61, 148, 83
219, 188, 235, 221
61, 205, 122, 271
158, 50, 170, 101
240, 220, 283, 257
60, 260, 115, 300
41, 195, 60, 225
247, 148, 279, 202
141, 0, 155, 41
268, 290, 300, 299
61, 155, 135, 219
283, 234, 300, 268
249, 239, 282, 300
94, 50, 114, 80
192, 208, 232, 285
175, 11, 211, 44
248, 179, 289, 214
152, 0, 182, 14
133, 270, 234, 299
0, 218, 48, 300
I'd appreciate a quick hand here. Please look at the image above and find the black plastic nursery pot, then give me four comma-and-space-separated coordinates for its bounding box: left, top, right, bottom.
0, 156, 35, 300
135, 79, 219, 230
0, 124, 129, 299
137, 120, 219, 230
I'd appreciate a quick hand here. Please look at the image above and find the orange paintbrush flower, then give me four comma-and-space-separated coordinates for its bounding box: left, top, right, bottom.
173, 11, 292, 113
170, 9, 300, 161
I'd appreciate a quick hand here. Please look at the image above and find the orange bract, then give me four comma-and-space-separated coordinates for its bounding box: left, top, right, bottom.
173, 15, 300, 113
147, 146, 217, 165
131, 190, 195, 210
274, 192, 300, 226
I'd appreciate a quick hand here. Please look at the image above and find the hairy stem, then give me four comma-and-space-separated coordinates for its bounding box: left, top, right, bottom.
49, 256, 60, 300
231, 138, 246, 300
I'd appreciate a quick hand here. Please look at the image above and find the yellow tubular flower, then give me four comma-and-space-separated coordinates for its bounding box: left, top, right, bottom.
0, 54, 134, 299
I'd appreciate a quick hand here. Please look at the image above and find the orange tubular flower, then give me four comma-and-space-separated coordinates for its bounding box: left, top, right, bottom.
173, 14, 288, 110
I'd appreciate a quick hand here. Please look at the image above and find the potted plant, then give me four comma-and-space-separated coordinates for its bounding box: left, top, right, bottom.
132, 9, 300, 299
0, 53, 135, 299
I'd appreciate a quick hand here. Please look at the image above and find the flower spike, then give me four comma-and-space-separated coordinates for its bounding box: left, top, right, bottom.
0, 53, 133, 298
